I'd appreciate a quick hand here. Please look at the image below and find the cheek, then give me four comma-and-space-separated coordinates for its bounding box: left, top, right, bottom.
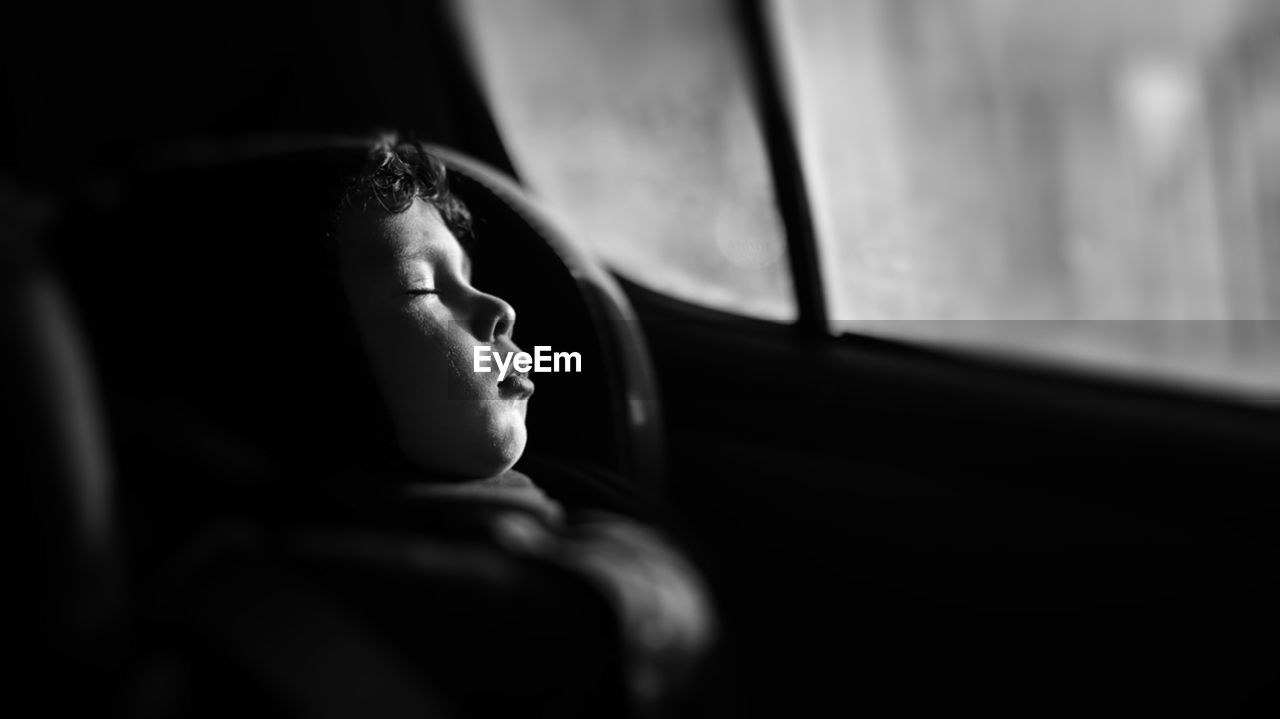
377, 316, 500, 430
346, 297, 526, 473
442, 336, 485, 398
350, 305, 451, 411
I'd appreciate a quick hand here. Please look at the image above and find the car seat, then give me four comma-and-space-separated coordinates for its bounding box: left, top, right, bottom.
32, 134, 669, 717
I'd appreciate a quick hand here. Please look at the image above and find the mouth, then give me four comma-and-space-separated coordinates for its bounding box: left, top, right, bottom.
498, 370, 535, 399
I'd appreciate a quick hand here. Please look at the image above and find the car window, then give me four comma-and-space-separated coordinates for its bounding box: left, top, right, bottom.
773, 0, 1280, 392
456, 0, 796, 321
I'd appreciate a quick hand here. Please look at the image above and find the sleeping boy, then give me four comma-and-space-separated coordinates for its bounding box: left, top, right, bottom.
61, 130, 716, 718
274, 135, 717, 718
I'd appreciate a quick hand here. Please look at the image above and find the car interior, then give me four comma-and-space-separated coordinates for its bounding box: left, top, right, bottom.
5, 1, 1279, 717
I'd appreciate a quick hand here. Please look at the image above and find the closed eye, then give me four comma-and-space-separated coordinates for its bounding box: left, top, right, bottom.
406, 289, 438, 297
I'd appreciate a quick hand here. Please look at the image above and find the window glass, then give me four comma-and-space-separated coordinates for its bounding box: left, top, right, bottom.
457, 0, 795, 321
775, 0, 1280, 392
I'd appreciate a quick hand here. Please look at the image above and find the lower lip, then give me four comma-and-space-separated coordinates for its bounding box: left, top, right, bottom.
498, 374, 535, 399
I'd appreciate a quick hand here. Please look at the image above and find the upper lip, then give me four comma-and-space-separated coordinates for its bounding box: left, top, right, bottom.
499, 367, 529, 383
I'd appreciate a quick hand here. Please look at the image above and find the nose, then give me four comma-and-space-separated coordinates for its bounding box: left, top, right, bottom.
470, 289, 517, 343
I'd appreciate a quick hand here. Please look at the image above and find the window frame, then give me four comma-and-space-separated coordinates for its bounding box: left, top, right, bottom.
735, 0, 829, 336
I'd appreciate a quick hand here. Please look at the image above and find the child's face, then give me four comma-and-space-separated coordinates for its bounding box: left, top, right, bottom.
337, 197, 533, 478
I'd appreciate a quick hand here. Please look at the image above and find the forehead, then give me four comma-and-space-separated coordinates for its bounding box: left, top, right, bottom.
337, 197, 467, 268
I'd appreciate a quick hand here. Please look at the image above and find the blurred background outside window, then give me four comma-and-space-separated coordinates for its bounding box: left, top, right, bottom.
459, 0, 795, 321
459, 0, 1280, 394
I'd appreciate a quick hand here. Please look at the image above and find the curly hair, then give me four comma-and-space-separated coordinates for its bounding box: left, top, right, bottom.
330, 133, 473, 242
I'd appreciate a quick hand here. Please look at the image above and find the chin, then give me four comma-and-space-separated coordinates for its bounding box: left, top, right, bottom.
401, 425, 527, 479
486, 424, 528, 475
